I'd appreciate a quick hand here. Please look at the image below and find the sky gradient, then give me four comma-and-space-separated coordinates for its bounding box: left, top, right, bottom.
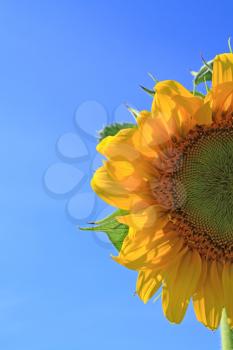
1, 1, 233, 349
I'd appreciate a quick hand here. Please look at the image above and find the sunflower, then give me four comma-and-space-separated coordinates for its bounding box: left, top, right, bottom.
91, 53, 233, 330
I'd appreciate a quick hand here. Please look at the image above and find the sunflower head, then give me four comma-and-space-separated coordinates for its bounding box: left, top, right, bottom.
91, 53, 233, 330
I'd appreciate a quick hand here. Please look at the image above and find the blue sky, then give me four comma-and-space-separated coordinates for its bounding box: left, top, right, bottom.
1, 0, 233, 349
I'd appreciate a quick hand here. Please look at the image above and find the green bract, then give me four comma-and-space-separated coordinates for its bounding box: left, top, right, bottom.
81, 209, 129, 251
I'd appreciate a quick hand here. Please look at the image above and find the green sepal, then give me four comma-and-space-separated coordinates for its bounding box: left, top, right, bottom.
148, 72, 159, 83
99, 123, 136, 142
80, 209, 129, 251
189, 90, 205, 98
191, 59, 213, 87
140, 85, 155, 97
126, 105, 140, 119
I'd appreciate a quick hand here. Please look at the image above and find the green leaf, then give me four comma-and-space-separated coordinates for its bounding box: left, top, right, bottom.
98, 123, 136, 142
80, 209, 129, 251
191, 59, 213, 87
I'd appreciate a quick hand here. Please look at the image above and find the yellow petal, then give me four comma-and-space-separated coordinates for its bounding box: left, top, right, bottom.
113, 228, 180, 271
148, 239, 187, 271
137, 111, 172, 148
212, 53, 233, 87
115, 229, 164, 268
105, 158, 153, 192
116, 227, 159, 264
105, 160, 141, 190
193, 260, 223, 330
209, 54, 233, 121
91, 165, 134, 209
107, 160, 135, 179
162, 249, 202, 324
116, 205, 167, 231
152, 80, 203, 137
97, 128, 140, 161
133, 110, 165, 159
152, 80, 192, 118
92, 158, 156, 210
209, 82, 233, 122
136, 270, 162, 303
193, 101, 212, 125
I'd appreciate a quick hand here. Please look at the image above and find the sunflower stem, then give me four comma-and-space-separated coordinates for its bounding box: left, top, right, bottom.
221, 309, 233, 350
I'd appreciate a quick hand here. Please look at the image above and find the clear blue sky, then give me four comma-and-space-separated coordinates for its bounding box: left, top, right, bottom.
1, 0, 232, 349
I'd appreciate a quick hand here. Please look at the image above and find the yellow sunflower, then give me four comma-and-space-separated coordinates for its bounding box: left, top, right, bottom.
91, 53, 233, 330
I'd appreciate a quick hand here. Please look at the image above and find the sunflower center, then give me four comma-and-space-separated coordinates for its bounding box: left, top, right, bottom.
152, 123, 233, 261
173, 126, 233, 247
